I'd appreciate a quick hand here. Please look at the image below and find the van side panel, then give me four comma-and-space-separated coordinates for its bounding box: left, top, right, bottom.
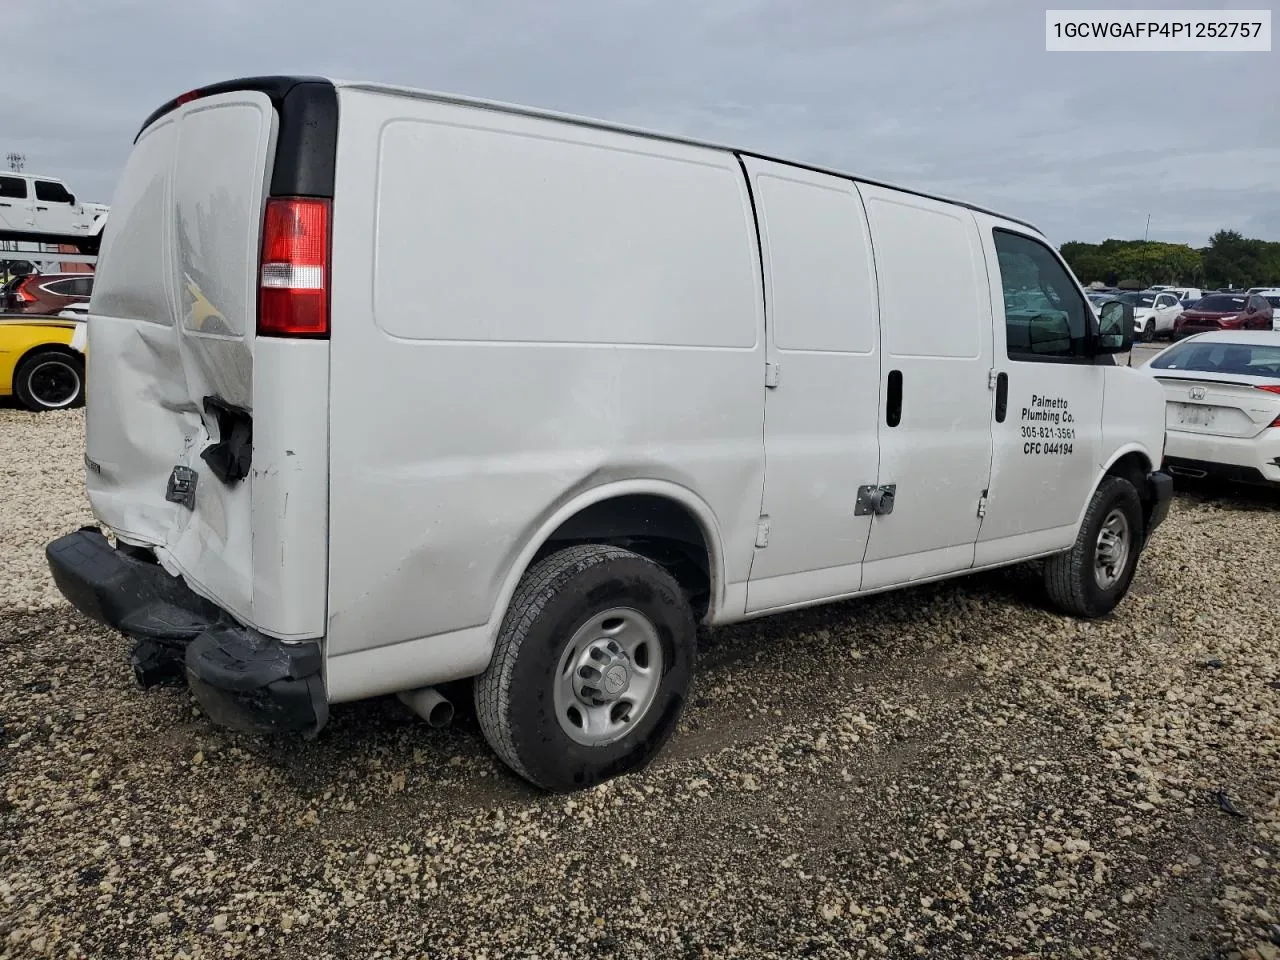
325, 89, 766, 663
248, 339, 330, 639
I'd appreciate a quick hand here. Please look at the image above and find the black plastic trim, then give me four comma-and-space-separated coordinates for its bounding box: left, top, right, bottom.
45, 528, 327, 735
994, 371, 1009, 423
1145, 470, 1174, 533
1163, 458, 1275, 489
135, 76, 338, 199
886, 369, 903, 427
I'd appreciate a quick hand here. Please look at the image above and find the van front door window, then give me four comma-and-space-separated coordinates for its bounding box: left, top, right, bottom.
995, 230, 1090, 362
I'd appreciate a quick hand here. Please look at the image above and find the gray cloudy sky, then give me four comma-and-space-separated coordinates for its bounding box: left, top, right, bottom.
4, 0, 1277, 246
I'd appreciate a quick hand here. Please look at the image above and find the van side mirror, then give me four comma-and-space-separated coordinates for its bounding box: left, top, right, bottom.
67, 194, 76, 206
1096, 300, 1134, 354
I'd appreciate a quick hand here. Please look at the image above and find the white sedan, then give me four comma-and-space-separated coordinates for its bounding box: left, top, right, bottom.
1143, 331, 1280, 486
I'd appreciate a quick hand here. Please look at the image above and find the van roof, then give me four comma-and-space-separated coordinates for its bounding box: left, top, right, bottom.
342, 80, 1042, 233
136, 75, 1042, 234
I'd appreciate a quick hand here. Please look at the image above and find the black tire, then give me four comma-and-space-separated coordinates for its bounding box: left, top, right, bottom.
1141, 319, 1155, 342
475, 544, 696, 792
1043, 476, 1144, 618
13, 350, 84, 412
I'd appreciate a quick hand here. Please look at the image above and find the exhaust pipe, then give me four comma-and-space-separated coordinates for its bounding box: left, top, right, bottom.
397, 687, 454, 728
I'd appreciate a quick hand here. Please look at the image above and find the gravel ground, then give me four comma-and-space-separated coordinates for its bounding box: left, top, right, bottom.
2, 406, 1279, 960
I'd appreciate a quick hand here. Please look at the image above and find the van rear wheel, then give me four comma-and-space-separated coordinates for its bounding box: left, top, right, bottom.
475, 544, 696, 792
1043, 476, 1144, 618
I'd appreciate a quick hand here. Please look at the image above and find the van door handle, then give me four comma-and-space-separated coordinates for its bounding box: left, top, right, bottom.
0, 202, 10, 207
995, 372, 1009, 422
36, 205, 48, 211
886, 369, 903, 427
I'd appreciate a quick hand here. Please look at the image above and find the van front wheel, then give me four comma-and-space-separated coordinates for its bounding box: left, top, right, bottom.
1043, 476, 1144, 618
475, 544, 696, 792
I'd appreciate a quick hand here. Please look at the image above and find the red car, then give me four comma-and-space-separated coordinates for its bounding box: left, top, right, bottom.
1, 272, 94, 316
1174, 293, 1274, 339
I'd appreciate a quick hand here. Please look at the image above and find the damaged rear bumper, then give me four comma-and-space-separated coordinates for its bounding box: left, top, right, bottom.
45, 527, 327, 735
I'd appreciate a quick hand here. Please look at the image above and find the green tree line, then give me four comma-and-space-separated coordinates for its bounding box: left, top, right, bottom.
1060, 230, 1280, 289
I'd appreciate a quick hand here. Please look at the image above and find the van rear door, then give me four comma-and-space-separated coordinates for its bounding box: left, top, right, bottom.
85, 80, 334, 640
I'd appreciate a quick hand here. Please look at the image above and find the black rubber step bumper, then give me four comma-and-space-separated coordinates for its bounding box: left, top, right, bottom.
46, 528, 327, 736
1146, 470, 1174, 534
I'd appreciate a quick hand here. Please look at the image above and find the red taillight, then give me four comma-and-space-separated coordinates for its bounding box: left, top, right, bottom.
258, 197, 330, 338
15, 279, 36, 303
1259, 386, 1280, 427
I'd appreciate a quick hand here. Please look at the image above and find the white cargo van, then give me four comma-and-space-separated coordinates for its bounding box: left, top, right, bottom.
47, 76, 1172, 792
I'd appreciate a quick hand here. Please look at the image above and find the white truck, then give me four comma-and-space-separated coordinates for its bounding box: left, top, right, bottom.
0, 172, 108, 253
46, 76, 1172, 792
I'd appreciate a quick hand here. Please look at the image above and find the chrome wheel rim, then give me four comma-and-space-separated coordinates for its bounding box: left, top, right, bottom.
27, 358, 80, 409
1094, 508, 1131, 590
553, 607, 665, 747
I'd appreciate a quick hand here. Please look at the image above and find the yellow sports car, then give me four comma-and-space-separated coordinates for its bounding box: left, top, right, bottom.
0, 315, 87, 411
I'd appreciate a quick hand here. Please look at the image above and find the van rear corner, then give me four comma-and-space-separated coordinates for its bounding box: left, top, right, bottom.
46, 526, 328, 736
46, 76, 342, 737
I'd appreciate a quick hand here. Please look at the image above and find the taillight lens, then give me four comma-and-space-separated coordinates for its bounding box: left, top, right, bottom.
15, 280, 36, 303
258, 197, 330, 338
1259, 386, 1280, 427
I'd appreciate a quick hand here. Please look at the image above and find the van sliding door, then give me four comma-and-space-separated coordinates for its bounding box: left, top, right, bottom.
742, 157, 882, 612
856, 185, 995, 589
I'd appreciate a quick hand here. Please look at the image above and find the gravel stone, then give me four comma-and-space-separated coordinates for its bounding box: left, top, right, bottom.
2, 406, 1279, 958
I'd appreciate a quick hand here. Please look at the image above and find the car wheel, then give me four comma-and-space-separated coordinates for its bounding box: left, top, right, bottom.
13, 350, 85, 412
1043, 476, 1144, 618
1141, 319, 1155, 342
475, 544, 696, 792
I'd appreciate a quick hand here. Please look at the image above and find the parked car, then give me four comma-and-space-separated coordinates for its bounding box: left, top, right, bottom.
3, 273, 94, 316
0, 274, 31, 313
0, 173, 108, 253
1166, 287, 1202, 303
1115, 290, 1183, 341
0, 315, 86, 410
45, 75, 1172, 793
1174, 293, 1274, 339
1144, 331, 1280, 486
1250, 288, 1280, 326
